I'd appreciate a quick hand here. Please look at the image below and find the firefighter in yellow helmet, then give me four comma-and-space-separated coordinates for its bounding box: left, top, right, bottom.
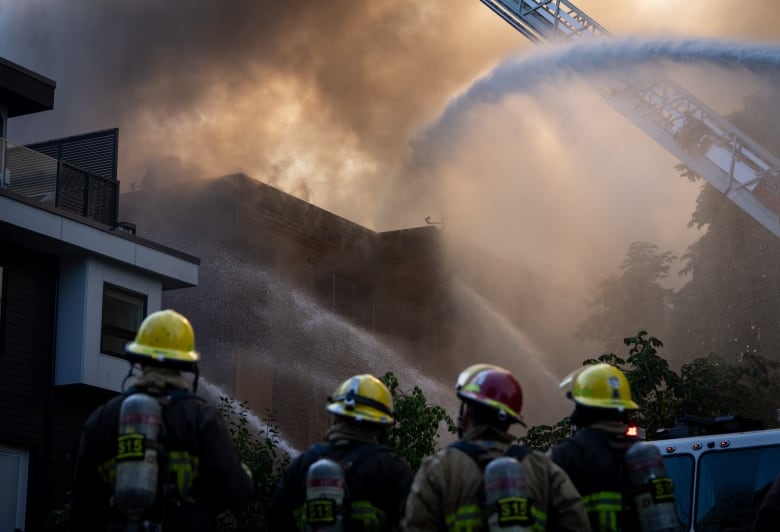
268, 374, 413, 531
548, 363, 641, 532
70, 309, 253, 531
403, 364, 589, 531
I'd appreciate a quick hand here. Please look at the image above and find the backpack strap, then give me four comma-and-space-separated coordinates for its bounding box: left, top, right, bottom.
342, 443, 390, 472
450, 440, 485, 465
303, 441, 389, 529
449, 440, 531, 467
308, 442, 333, 462
310, 441, 390, 472
505, 444, 531, 462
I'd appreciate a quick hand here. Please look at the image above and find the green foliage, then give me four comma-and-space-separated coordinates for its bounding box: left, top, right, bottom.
583, 353, 626, 367
380, 371, 457, 472
46, 506, 71, 531
548, 330, 780, 441
217, 397, 291, 532
581, 331, 680, 436
520, 417, 573, 451
575, 241, 676, 354
622, 332, 680, 435
677, 351, 780, 428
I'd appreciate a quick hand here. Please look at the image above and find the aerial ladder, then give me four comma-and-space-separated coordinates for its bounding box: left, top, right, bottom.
482, 0, 780, 238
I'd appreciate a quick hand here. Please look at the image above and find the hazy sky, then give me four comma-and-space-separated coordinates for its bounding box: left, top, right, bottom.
3, 0, 779, 412
2, 0, 776, 238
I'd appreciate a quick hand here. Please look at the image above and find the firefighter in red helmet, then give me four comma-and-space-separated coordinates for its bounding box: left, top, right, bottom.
403, 364, 588, 531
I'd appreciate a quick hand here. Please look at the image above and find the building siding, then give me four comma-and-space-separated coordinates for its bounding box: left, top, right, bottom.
0, 242, 58, 531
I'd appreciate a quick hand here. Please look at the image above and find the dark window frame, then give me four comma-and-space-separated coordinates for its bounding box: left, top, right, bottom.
100, 283, 147, 358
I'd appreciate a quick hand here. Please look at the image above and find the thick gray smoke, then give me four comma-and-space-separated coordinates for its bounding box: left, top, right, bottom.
4, 1, 780, 433
0, 0, 520, 225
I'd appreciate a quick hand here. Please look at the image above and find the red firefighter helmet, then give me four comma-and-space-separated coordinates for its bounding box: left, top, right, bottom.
456, 367, 524, 425
455, 363, 510, 391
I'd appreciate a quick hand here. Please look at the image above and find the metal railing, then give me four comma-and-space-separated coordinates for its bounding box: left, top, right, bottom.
0, 137, 119, 227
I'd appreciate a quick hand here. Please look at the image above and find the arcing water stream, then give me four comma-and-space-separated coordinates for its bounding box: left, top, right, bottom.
422, 36, 780, 147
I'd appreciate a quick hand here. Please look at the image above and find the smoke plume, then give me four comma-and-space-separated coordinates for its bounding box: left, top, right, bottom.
3, 0, 780, 428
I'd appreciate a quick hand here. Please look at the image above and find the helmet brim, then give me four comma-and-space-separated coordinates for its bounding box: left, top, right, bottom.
326, 403, 394, 425
573, 396, 640, 411
124, 341, 200, 365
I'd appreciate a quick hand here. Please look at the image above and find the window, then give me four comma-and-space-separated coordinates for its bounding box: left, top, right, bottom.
101, 284, 147, 357
662, 454, 694, 530
696, 445, 780, 530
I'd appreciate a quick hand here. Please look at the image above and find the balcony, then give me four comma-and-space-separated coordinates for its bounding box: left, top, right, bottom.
0, 132, 119, 227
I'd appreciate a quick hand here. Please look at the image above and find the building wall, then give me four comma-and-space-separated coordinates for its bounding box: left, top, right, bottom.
0, 240, 132, 531
0, 242, 58, 530
120, 174, 450, 449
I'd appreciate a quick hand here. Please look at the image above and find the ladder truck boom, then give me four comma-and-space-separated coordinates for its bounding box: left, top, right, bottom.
482, 0, 780, 238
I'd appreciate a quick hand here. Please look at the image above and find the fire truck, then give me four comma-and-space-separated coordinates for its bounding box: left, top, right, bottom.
650, 416, 780, 531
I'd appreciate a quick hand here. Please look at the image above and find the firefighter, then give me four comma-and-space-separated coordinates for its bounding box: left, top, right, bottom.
403, 364, 589, 531
548, 363, 642, 532
70, 309, 254, 531
267, 373, 413, 531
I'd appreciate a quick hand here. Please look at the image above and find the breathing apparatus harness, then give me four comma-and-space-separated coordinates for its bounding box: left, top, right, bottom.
114, 367, 201, 531
450, 439, 535, 530
303, 440, 393, 530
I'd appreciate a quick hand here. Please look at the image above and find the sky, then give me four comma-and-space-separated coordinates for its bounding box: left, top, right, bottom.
2, 0, 780, 420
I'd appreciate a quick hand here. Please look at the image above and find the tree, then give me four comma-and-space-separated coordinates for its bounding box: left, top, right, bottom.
677, 351, 780, 428
583, 332, 679, 436
670, 84, 780, 365
217, 398, 290, 532
520, 418, 572, 451
576, 241, 676, 354
622, 332, 679, 435
380, 371, 457, 472
524, 330, 780, 450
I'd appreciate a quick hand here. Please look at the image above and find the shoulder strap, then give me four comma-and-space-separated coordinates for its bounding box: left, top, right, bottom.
449, 440, 484, 465
342, 443, 389, 472
312, 442, 389, 472
504, 444, 531, 462
449, 440, 530, 467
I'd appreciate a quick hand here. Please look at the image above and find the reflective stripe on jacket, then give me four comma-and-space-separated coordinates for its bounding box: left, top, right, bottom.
549, 422, 639, 532
402, 425, 589, 531
70, 385, 254, 531
268, 421, 413, 531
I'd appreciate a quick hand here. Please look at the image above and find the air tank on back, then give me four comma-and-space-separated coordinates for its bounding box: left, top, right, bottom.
625, 441, 682, 532
485, 456, 533, 531
305, 457, 345, 532
114, 393, 162, 519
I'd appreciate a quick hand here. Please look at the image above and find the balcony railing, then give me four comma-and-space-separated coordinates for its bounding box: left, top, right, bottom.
0, 137, 119, 227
